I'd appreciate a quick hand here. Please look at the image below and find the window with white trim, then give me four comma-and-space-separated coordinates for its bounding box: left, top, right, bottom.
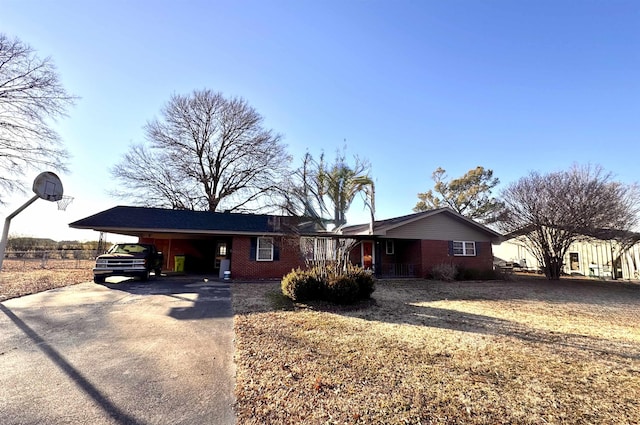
257, 237, 274, 261
385, 240, 394, 255
453, 241, 476, 256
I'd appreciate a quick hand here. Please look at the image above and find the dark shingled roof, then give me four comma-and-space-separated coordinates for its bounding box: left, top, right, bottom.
69, 206, 308, 235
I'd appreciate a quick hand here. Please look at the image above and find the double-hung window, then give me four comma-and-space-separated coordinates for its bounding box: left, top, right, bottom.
256, 237, 274, 261
385, 240, 395, 255
452, 241, 476, 256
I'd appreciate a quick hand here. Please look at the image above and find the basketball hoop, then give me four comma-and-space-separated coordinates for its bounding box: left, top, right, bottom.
33, 171, 63, 201
57, 196, 74, 211
0, 171, 67, 271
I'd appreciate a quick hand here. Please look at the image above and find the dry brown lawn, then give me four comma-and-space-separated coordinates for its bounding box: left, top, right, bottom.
233, 277, 640, 424
0, 259, 93, 301
4, 265, 639, 423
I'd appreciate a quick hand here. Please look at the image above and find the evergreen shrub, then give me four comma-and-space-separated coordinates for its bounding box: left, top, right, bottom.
281, 268, 321, 302
345, 264, 376, 299
281, 264, 375, 304
324, 274, 360, 304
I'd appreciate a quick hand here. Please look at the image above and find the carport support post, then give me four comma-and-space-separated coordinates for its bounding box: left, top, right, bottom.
0, 195, 39, 271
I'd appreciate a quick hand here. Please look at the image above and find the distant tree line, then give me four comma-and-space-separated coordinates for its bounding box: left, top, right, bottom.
7, 237, 106, 252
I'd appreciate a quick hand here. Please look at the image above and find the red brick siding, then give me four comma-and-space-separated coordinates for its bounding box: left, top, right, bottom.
421, 240, 493, 277
402, 240, 424, 276
140, 235, 493, 279
230, 236, 305, 280
375, 239, 424, 276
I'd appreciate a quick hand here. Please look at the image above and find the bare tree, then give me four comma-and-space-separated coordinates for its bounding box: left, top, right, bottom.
0, 34, 75, 202
109, 144, 200, 210
111, 89, 291, 212
414, 166, 503, 224
500, 164, 639, 280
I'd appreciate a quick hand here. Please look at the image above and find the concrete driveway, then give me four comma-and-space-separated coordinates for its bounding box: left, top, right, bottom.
0, 276, 236, 425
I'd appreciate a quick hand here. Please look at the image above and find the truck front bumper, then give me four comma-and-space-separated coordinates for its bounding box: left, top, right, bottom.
93, 268, 149, 278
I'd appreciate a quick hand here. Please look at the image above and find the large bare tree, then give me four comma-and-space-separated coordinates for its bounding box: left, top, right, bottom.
111, 89, 291, 212
500, 164, 639, 280
0, 34, 75, 202
414, 166, 503, 224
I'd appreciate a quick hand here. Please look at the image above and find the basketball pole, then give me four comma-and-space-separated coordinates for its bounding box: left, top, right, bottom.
0, 194, 40, 271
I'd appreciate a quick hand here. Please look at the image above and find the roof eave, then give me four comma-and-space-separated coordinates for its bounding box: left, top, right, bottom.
343, 208, 502, 239
69, 225, 296, 237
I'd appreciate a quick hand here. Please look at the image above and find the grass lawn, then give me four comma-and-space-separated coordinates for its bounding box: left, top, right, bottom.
232, 277, 640, 424
0, 259, 93, 301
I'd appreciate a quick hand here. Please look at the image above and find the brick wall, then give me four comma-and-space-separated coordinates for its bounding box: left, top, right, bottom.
421, 240, 493, 277
230, 235, 305, 280
377, 239, 424, 276
140, 235, 494, 279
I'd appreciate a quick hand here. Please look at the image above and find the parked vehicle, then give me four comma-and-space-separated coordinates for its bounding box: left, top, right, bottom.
93, 243, 163, 283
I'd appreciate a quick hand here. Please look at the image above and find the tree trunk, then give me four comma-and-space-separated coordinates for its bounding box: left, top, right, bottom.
544, 257, 563, 280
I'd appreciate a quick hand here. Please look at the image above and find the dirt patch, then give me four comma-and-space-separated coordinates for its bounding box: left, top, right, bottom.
232, 278, 640, 424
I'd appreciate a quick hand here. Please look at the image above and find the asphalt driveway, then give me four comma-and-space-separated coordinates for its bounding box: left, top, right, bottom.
0, 276, 236, 425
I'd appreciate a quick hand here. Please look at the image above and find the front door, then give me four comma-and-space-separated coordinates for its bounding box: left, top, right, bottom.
215, 241, 229, 270
361, 241, 374, 270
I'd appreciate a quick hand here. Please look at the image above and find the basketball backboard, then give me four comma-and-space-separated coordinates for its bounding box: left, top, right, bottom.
32, 171, 64, 201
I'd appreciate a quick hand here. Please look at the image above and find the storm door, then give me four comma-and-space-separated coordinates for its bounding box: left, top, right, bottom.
361, 241, 374, 270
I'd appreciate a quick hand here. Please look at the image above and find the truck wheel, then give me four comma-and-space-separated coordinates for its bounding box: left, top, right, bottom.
93, 275, 105, 284
140, 270, 150, 281
154, 268, 161, 277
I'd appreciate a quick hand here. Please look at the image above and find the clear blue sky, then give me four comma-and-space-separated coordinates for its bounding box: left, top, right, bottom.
2, 0, 639, 241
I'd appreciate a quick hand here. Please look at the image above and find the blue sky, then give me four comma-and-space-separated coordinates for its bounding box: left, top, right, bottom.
2, 0, 639, 241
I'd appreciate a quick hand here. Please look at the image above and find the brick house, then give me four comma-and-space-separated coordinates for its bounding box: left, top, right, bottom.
69, 206, 500, 280
69, 206, 317, 280
340, 208, 501, 278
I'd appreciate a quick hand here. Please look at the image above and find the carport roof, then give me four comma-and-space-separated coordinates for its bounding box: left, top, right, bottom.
69, 205, 313, 237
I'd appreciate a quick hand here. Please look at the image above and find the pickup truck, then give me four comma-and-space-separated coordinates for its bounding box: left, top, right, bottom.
93, 243, 163, 283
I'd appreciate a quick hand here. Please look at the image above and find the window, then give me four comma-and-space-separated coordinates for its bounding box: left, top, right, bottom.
452, 241, 476, 256
385, 240, 394, 255
257, 237, 274, 261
